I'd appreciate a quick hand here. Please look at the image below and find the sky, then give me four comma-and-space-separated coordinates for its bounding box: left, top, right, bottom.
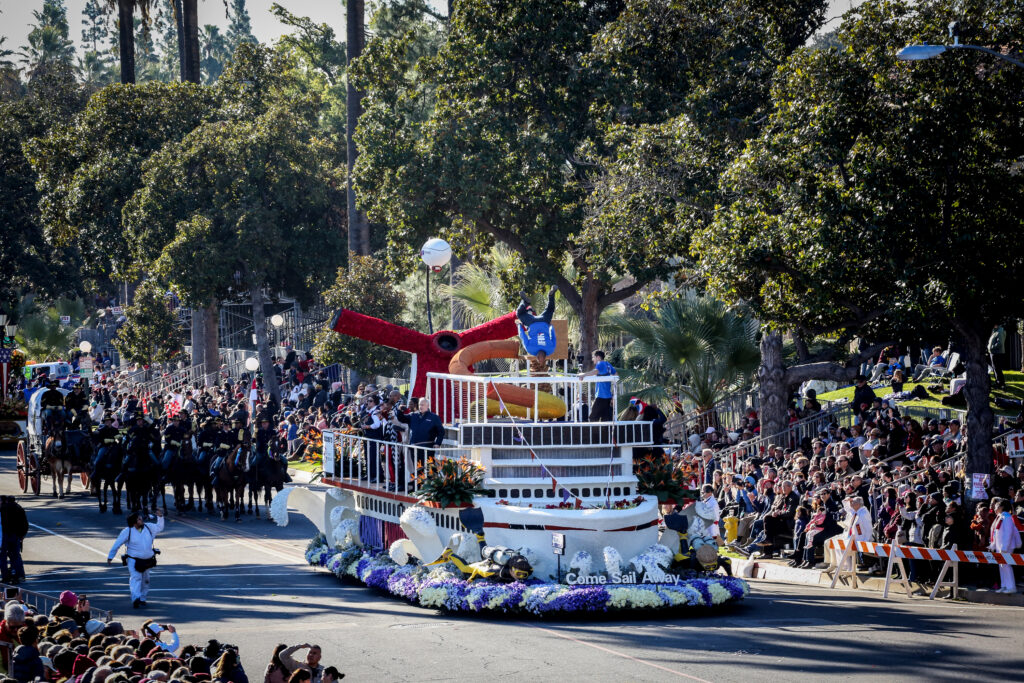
3, 0, 857, 56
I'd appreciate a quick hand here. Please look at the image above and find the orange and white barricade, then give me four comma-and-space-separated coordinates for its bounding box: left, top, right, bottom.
827, 536, 1024, 599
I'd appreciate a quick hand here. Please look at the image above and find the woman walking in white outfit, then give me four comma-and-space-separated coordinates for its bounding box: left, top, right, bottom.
107, 509, 164, 608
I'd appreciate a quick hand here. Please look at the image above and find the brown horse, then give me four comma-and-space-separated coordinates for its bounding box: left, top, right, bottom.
43, 435, 74, 499
213, 446, 249, 521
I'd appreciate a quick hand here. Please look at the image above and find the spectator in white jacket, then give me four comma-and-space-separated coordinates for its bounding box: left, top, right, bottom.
990, 498, 1022, 593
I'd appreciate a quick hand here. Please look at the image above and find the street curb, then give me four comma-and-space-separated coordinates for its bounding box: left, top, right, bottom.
736, 557, 1024, 606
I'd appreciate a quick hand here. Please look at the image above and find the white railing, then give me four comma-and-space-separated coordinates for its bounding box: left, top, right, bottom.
425, 371, 619, 425
322, 430, 472, 498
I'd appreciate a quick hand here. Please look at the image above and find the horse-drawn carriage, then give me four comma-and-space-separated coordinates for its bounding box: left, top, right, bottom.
16, 388, 92, 497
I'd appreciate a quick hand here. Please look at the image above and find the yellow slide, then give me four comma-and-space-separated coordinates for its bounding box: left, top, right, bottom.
448, 341, 567, 419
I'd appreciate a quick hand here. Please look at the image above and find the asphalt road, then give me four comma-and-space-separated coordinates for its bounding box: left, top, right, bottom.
4, 447, 1023, 682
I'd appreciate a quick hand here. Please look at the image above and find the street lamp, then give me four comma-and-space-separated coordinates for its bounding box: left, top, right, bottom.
420, 238, 452, 334
270, 313, 284, 352
244, 356, 260, 372
898, 23, 1024, 69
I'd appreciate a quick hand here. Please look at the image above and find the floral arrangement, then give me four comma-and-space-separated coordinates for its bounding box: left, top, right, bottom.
305, 535, 748, 616
415, 456, 487, 508
635, 452, 697, 503
0, 397, 28, 420
299, 427, 323, 463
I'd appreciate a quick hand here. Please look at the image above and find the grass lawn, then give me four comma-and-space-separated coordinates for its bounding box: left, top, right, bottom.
817, 370, 1024, 417
287, 458, 322, 473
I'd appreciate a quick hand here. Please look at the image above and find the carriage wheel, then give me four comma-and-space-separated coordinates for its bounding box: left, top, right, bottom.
27, 452, 41, 495
16, 441, 27, 492
80, 471, 90, 487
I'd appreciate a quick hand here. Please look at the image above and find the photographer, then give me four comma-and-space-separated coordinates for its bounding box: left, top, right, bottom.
106, 509, 164, 609
141, 619, 180, 654
279, 644, 323, 683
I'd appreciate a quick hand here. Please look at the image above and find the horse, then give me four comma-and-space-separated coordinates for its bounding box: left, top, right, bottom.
91, 440, 124, 514
193, 444, 217, 514
213, 445, 248, 522
122, 434, 162, 513
245, 447, 288, 519
169, 441, 204, 514
43, 433, 73, 499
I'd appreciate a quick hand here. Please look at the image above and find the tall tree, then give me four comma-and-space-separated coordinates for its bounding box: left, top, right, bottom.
199, 24, 229, 83
345, 0, 369, 256
353, 0, 824, 365
225, 0, 256, 52
25, 82, 219, 285
181, 0, 200, 83
105, 0, 155, 84
124, 45, 346, 402
0, 65, 88, 307
114, 280, 183, 366
696, 0, 1024, 492
82, 0, 110, 52
20, 0, 77, 79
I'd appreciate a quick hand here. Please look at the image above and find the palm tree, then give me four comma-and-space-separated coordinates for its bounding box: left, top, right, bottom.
105, 0, 154, 84
15, 298, 90, 362
19, 25, 76, 78
78, 50, 114, 86
612, 290, 760, 415
198, 24, 229, 82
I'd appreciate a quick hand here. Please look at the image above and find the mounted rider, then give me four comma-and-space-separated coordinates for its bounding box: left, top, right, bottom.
39, 381, 66, 436
252, 417, 276, 470
160, 414, 188, 472
210, 417, 250, 484
195, 418, 219, 476
63, 382, 89, 429
89, 412, 120, 480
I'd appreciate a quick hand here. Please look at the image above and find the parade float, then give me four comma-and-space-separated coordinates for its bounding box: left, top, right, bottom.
273, 293, 748, 616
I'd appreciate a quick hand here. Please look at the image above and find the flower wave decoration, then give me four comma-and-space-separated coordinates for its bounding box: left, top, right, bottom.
304, 535, 748, 617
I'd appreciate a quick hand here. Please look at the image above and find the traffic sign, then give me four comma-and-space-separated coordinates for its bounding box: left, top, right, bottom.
79, 357, 94, 378
112, 306, 123, 314
1007, 432, 1024, 458
59, 315, 71, 324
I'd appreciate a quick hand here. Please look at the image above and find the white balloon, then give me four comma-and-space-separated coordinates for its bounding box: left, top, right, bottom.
420, 238, 452, 268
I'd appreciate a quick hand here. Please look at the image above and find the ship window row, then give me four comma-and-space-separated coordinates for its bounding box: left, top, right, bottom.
490, 486, 629, 500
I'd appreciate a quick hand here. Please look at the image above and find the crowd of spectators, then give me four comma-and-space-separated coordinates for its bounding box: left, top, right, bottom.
689, 395, 1024, 590
0, 590, 344, 683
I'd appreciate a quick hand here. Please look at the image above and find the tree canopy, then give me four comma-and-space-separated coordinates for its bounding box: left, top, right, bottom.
695, 0, 1024, 477
352, 0, 826, 363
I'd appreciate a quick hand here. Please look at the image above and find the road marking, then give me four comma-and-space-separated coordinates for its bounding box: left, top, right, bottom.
522, 622, 715, 682
26, 572, 324, 583
29, 522, 109, 558
171, 517, 305, 563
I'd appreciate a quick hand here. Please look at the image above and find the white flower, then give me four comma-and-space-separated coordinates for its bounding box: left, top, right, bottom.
390, 540, 411, 565
608, 587, 664, 609
569, 551, 593, 578
603, 547, 623, 576
332, 518, 360, 548
629, 544, 673, 582
400, 506, 437, 536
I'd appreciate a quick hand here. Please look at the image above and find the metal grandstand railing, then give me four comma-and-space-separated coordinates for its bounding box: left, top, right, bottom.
664, 388, 759, 442
710, 400, 855, 473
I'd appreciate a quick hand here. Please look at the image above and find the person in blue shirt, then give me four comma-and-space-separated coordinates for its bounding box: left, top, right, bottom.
578, 350, 616, 422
